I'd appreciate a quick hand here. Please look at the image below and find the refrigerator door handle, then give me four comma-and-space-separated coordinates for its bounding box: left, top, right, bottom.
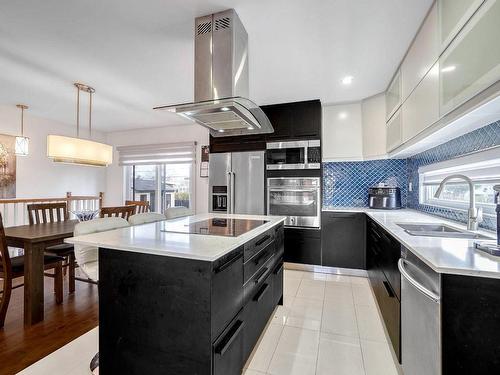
231, 171, 236, 214
227, 171, 232, 214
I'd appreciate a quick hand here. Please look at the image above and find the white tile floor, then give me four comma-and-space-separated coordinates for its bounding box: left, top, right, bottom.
243, 269, 401, 375
17, 270, 400, 375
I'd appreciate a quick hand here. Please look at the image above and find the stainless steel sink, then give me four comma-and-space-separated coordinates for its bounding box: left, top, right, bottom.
396, 223, 491, 240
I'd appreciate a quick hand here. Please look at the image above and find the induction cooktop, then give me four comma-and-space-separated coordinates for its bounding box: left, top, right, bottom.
162, 218, 269, 237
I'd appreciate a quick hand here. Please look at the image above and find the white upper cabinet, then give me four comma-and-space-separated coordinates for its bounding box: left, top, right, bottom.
401, 2, 439, 101
438, 0, 485, 51
362, 94, 387, 159
402, 62, 440, 142
386, 108, 403, 152
386, 69, 402, 121
439, 0, 500, 115
322, 103, 363, 161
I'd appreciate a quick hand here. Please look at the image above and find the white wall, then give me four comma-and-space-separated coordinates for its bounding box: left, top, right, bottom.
0, 105, 106, 198
322, 103, 364, 161
105, 124, 209, 213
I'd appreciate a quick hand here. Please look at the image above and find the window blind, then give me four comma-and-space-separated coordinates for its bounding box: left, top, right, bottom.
419, 147, 500, 185
117, 142, 197, 166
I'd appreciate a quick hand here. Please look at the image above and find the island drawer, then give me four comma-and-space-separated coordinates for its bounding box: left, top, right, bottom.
244, 228, 275, 262
212, 246, 244, 340
213, 310, 245, 375
244, 241, 275, 284
242, 271, 275, 362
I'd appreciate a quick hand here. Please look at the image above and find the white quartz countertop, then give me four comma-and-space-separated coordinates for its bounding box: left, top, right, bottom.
323, 207, 500, 279
66, 213, 286, 261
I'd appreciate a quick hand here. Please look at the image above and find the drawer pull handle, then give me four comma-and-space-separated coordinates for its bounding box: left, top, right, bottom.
256, 234, 271, 246
273, 263, 283, 275
382, 280, 395, 298
214, 252, 242, 274
254, 267, 269, 285
254, 248, 271, 265
215, 320, 245, 356
254, 283, 270, 302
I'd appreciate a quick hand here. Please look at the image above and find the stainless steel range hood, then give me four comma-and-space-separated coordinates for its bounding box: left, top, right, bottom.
154, 9, 273, 137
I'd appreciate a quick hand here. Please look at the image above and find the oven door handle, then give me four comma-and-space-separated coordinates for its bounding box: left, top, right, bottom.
268, 188, 319, 193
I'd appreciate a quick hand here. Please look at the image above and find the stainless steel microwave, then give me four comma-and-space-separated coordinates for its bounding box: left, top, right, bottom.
266, 140, 321, 170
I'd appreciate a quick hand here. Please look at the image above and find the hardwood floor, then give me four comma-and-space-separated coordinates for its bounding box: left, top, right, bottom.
0, 274, 98, 375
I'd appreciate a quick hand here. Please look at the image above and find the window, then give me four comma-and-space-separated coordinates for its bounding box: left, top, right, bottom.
119, 142, 196, 214
419, 148, 500, 216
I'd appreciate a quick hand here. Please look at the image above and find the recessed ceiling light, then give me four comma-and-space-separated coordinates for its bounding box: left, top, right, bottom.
247, 126, 254, 130
221, 107, 230, 111
338, 112, 348, 120
218, 129, 225, 133
341, 76, 354, 85
441, 65, 456, 73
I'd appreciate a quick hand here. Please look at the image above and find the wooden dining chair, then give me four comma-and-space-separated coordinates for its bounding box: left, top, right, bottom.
27, 202, 76, 293
100, 205, 136, 220
125, 200, 150, 214
0, 213, 64, 328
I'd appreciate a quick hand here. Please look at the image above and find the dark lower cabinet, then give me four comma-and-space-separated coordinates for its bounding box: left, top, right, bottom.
242, 272, 275, 362
321, 212, 366, 269
272, 260, 284, 306
441, 274, 500, 374
284, 228, 321, 265
366, 218, 401, 363
99, 223, 284, 375
213, 312, 245, 375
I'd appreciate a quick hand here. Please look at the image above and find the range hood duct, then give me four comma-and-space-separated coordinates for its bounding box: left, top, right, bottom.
154, 9, 273, 137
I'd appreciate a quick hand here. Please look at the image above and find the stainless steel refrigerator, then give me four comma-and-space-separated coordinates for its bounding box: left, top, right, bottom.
209, 151, 265, 215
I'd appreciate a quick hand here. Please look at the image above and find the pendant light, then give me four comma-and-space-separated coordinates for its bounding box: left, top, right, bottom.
47, 83, 113, 167
15, 104, 29, 156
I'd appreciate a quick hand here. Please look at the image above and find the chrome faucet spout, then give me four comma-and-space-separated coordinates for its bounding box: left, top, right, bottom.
434, 174, 483, 231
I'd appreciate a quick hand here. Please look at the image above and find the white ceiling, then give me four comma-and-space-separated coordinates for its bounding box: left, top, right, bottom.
0, 0, 433, 132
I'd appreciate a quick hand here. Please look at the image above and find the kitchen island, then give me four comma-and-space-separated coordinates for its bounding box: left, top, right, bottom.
67, 213, 286, 375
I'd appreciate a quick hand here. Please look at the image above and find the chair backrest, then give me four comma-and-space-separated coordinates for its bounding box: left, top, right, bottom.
129, 212, 165, 226
165, 206, 192, 220
73, 217, 130, 282
100, 205, 135, 220
27, 202, 68, 225
0, 213, 12, 327
125, 200, 150, 214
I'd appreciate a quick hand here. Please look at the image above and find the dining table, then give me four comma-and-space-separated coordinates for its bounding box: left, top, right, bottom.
4, 220, 78, 325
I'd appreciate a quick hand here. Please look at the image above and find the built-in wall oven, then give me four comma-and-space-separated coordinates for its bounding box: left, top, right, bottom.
267, 177, 321, 228
266, 140, 321, 170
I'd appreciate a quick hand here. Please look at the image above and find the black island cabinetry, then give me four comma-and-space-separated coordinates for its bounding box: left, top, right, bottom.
99, 223, 284, 375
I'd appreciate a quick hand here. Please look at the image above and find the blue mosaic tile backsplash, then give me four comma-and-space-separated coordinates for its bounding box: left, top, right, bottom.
407, 121, 500, 231
322, 159, 408, 207
321, 121, 500, 231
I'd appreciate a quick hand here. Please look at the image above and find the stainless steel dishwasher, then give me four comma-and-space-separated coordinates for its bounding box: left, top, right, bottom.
398, 249, 441, 375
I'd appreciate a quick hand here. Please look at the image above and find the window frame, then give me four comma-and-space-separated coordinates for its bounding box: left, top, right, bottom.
418, 147, 500, 217
124, 162, 196, 213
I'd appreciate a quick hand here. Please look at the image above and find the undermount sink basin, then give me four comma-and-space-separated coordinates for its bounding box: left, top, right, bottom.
396, 223, 491, 240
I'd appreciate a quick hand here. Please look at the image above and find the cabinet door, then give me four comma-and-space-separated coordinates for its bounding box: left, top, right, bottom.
262, 104, 293, 140
438, 0, 485, 51
284, 228, 321, 265
401, 2, 439, 101
321, 212, 366, 270
440, 0, 500, 115
386, 109, 402, 152
386, 69, 402, 120
292, 100, 321, 138
402, 62, 440, 142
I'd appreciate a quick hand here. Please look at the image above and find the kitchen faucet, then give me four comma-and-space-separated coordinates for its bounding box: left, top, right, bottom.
434, 174, 483, 231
